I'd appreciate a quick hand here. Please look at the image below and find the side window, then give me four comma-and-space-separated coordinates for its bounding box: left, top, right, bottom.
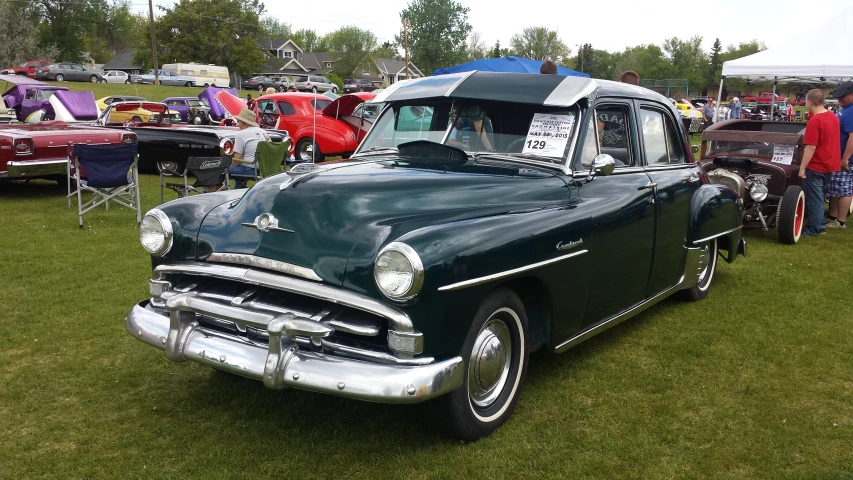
104, 98, 113, 105
277, 101, 296, 115
640, 108, 684, 165
578, 114, 599, 168
596, 106, 633, 167
258, 100, 277, 114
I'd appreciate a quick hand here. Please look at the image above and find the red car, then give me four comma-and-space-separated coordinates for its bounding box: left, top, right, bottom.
0, 121, 135, 183
1, 60, 51, 79
253, 92, 374, 162
742, 92, 787, 103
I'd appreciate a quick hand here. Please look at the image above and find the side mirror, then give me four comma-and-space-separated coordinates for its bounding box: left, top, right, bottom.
587, 154, 616, 181
691, 145, 700, 154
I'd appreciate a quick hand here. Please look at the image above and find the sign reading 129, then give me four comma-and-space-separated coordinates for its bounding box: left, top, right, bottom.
526, 140, 546, 149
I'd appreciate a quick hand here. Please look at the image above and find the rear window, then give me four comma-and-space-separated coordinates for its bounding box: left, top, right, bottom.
312, 99, 332, 110
345, 79, 355, 84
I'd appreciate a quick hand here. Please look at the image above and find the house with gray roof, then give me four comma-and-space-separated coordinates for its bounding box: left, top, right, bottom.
102, 49, 142, 75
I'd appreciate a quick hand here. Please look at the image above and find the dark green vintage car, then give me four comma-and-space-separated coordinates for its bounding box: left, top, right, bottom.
127, 72, 747, 440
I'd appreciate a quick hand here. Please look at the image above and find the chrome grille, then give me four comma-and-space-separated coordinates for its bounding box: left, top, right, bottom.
707, 169, 745, 198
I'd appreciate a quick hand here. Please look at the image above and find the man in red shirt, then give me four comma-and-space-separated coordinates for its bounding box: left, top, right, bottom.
799, 89, 841, 236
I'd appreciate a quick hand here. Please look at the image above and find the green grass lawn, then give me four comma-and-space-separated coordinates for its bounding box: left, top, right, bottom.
36, 80, 262, 102
2, 176, 853, 479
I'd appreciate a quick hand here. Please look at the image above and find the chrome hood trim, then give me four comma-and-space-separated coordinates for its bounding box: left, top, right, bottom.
207, 253, 321, 282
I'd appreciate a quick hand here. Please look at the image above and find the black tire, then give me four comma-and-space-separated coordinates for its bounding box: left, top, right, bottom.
257, 84, 265, 91
296, 138, 324, 162
55, 74, 64, 82
428, 288, 529, 441
278, 85, 286, 92
131, 115, 143, 123
777, 185, 805, 244
311, 86, 317, 93
185, 82, 192, 87
357, 87, 363, 92
125, 79, 130, 84
679, 238, 718, 301
89, 75, 98, 83
332, 87, 337, 93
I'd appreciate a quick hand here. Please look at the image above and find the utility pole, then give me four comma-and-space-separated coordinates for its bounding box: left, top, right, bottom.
148, 0, 159, 85
403, 16, 409, 80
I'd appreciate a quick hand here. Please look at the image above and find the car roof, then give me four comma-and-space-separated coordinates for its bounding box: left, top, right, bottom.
373, 71, 669, 107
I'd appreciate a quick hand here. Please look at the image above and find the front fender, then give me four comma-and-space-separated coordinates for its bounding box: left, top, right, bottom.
294, 125, 351, 155
687, 183, 745, 262
150, 189, 245, 266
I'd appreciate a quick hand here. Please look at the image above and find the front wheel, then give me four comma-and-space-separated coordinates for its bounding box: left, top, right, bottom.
331, 87, 337, 93
679, 238, 718, 301
311, 86, 317, 93
278, 85, 286, 92
125, 79, 130, 84
90, 75, 98, 83
296, 138, 324, 162
428, 288, 529, 441
185, 82, 192, 87
777, 185, 805, 244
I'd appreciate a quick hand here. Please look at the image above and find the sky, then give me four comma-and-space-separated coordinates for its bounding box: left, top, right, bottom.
133, 0, 851, 56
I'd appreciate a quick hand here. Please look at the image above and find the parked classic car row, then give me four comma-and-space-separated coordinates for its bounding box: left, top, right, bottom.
125, 72, 747, 441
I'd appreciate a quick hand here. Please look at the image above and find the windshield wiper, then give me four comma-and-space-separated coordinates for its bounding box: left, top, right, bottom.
476, 152, 562, 164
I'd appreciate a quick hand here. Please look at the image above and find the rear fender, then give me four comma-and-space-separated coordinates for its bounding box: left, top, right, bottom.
687, 183, 745, 262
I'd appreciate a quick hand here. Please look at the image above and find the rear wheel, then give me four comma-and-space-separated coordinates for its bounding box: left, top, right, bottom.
184, 81, 192, 87
296, 138, 324, 162
257, 84, 264, 91
311, 86, 317, 93
778, 185, 805, 244
125, 79, 130, 84
331, 87, 337, 93
278, 85, 286, 92
680, 238, 718, 301
131, 115, 143, 123
89, 75, 98, 83
55, 74, 64, 82
428, 288, 529, 441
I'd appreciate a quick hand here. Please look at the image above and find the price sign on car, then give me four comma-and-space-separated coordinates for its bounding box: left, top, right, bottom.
522, 113, 574, 157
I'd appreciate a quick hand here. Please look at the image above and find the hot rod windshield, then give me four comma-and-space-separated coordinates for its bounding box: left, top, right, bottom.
708, 140, 776, 157
355, 100, 580, 164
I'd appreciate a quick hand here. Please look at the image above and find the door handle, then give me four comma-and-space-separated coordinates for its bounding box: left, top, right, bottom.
638, 182, 657, 190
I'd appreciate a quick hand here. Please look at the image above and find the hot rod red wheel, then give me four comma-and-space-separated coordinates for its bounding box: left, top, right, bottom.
778, 185, 805, 244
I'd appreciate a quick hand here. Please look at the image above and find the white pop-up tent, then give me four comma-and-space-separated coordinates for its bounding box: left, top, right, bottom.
717, 7, 853, 117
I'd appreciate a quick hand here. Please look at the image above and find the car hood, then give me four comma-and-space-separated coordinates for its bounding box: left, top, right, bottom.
196, 159, 570, 285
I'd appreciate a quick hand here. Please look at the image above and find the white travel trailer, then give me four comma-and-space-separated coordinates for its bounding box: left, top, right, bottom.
161, 63, 230, 87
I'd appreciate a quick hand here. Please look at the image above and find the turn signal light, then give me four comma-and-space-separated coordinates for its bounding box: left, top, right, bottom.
121, 133, 136, 144
13, 138, 33, 155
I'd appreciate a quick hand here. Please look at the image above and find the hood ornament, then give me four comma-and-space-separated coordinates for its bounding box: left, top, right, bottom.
242, 213, 293, 233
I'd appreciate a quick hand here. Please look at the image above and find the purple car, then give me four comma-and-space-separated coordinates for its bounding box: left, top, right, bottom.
2, 83, 69, 122
198, 86, 239, 122
163, 97, 212, 124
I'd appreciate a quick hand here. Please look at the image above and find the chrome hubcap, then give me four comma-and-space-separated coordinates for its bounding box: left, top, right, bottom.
468, 318, 511, 408
299, 142, 314, 161
696, 242, 711, 284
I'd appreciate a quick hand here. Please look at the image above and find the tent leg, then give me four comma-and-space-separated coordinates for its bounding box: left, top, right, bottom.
770, 79, 777, 120
716, 77, 725, 123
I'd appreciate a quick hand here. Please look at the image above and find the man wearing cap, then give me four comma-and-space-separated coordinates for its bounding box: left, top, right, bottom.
825, 81, 853, 228
230, 108, 270, 188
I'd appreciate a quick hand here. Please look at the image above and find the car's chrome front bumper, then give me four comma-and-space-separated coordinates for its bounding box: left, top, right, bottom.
126, 301, 464, 403
3, 159, 68, 178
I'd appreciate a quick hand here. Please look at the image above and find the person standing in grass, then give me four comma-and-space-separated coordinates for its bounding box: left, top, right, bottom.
826, 82, 853, 228
799, 89, 841, 236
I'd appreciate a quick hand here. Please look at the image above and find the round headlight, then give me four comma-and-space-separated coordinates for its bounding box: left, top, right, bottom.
140, 209, 173, 257
749, 184, 769, 202
374, 242, 424, 300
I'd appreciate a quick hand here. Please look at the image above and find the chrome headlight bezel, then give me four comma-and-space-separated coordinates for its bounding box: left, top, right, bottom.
140, 209, 173, 257
374, 242, 424, 301
749, 183, 769, 202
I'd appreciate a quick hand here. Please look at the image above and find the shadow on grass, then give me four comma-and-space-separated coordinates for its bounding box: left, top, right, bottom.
0, 179, 68, 199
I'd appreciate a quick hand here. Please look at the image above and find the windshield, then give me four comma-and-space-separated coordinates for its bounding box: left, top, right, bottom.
708, 140, 777, 157
356, 100, 579, 163
36, 89, 58, 100
186, 99, 204, 107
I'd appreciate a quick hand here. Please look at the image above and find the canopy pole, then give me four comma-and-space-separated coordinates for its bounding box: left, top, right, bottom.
770, 78, 777, 120
716, 76, 725, 123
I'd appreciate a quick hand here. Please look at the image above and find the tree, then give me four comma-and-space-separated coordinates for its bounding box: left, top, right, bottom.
492, 40, 501, 58
720, 40, 767, 93
34, 0, 100, 62
509, 27, 570, 64
706, 37, 722, 90
465, 31, 487, 61
575, 43, 594, 74
326, 26, 376, 79
397, 0, 472, 75
373, 41, 397, 59
261, 16, 291, 40
0, 0, 58, 67
83, 2, 146, 63
133, 0, 266, 77
292, 28, 324, 51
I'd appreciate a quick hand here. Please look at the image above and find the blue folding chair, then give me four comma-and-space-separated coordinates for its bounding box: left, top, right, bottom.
70, 143, 141, 228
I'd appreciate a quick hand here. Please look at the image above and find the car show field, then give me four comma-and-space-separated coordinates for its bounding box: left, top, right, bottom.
1, 176, 852, 478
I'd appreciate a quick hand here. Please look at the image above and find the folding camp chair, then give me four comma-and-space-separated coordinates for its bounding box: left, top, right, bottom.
70, 143, 141, 228
229, 139, 291, 188
158, 156, 231, 204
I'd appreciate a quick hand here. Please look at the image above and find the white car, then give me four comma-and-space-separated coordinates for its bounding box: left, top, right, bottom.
102, 70, 130, 84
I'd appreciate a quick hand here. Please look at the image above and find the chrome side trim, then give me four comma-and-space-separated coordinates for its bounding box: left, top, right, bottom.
554, 246, 702, 353
126, 301, 462, 403
208, 253, 321, 282
438, 250, 588, 292
693, 225, 742, 245
153, 263, 414, 332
